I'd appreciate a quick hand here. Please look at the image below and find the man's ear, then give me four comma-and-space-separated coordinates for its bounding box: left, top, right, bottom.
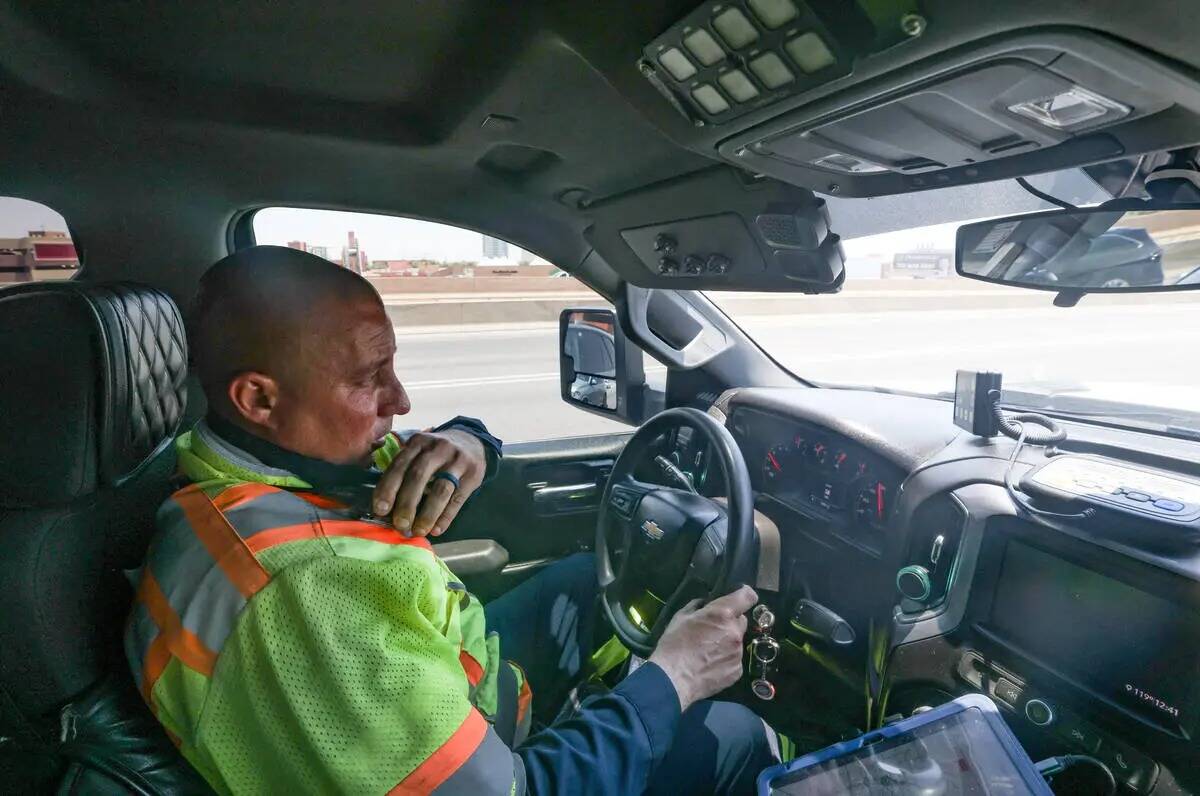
227, 371, 280, 428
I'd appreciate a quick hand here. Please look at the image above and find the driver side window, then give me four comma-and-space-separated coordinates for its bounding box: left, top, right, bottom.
251, 207, 632, 443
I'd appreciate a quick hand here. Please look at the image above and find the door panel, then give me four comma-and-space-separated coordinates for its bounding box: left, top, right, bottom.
444, 431, 632, 598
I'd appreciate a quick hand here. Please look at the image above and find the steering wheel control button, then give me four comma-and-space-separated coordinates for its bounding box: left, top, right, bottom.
895, 564, 932, 602
1024, 698, 1055, 727
751, 678, 776, 701
1154, 498, 1184, 511
653, 233, 677, 254
1124, 491, 1151, 502
684, 255, 705, 275
993, 677, 1023, 708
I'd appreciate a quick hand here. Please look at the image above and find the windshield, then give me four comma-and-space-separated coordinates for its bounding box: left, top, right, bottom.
707, 168, 1200, 435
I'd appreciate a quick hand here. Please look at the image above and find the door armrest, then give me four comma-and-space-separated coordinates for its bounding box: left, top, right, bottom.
432, 539, 510, 577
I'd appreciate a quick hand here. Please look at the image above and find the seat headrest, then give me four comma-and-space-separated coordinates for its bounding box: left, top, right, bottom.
0, 282, 187, 508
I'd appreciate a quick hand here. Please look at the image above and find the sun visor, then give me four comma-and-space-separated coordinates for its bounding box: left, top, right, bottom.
584, 168, 844, 292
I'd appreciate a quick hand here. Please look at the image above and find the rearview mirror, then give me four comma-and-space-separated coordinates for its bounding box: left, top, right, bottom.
956, 204, 1200, 295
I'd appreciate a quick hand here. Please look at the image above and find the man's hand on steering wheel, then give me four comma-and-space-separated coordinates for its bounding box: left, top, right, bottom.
650, 585, 758, 712
372, 429, 487, 537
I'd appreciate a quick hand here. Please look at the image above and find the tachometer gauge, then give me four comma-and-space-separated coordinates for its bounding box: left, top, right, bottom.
763, 443, 792, 484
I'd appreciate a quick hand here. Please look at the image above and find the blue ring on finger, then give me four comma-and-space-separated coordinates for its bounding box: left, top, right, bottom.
432, 471, 461, 490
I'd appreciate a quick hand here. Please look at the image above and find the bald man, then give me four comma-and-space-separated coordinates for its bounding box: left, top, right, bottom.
126, 246, 781, 795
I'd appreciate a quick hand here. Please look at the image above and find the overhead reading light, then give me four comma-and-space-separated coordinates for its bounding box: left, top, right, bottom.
712, 8, 759, 49
785, 32, 835, 74
1007, 86, 1130, 130
813, 153, 889, 174
658, 47, 697, 81
748, 0, 799, 30
692, 84, 731, 114
718, 69, 761, 103
683, 28, 726, 66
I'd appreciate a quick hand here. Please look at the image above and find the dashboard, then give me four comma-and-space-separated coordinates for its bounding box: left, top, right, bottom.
702, 386, 1200, 795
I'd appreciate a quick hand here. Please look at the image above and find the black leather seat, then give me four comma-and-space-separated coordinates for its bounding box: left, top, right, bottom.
0, 282, 208, 794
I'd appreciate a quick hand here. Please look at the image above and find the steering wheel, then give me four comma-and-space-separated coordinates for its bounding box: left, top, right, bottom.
596, 407, 757, 658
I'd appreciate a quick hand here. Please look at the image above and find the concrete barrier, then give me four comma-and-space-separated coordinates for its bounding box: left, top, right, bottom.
380, 278, 1200, 327
369, 276, 585, 294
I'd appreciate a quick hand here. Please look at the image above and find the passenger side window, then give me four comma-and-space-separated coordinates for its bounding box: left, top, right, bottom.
0, 197, 79, 284
252, 208, 633, 443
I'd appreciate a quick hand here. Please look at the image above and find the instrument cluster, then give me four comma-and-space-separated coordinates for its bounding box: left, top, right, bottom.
732, 408, 902, 554
762, 431, 893, 528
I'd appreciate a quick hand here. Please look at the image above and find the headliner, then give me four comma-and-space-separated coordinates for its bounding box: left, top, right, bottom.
1, 1, 1197, 298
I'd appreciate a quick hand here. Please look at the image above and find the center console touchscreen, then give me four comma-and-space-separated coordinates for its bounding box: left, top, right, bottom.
985, 540, 1200, 734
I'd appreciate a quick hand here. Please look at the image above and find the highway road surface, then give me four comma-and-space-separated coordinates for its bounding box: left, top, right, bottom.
394, 298, 1200, 444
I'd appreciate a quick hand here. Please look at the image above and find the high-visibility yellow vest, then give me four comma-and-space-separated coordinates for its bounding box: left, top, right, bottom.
125, 420, 530, 794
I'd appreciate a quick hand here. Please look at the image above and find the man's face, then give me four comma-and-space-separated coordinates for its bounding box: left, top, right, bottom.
268, 294, 410, 465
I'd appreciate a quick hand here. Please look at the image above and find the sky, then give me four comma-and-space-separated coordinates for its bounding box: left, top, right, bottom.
0, 197, 70, 237
253, 207, 542, 263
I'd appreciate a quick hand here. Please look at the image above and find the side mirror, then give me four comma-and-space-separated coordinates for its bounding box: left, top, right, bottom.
559, 307, 646, 422
956, 203, 1200, 303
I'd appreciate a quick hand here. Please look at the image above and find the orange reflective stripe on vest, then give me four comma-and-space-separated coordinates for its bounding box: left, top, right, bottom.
389, 709, 488, 795
173, 485, 270, 597
209, 481, 279, 512
239, 517, 434, 554
459, 650, 485, 688
136, 569, 218, 698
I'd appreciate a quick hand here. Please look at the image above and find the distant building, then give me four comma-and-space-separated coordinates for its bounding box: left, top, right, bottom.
342, 231, 361, 273
287, 240, 307, 252
0, 230, 79, 283
482, 235, 508, 259
884, 250, 953, 279
309, 245, 330, 260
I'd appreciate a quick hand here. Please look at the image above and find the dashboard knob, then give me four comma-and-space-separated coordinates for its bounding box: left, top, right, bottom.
896, 565, 932, 603
1025, 698, 1055, 727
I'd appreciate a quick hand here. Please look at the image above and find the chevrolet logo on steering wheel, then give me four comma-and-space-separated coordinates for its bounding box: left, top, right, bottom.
640, 519, 665, 541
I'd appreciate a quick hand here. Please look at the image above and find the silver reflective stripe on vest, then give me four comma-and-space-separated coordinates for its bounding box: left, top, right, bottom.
221, 489, 326, 538
149, 497, 247, 655
431, 726, 526, 796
